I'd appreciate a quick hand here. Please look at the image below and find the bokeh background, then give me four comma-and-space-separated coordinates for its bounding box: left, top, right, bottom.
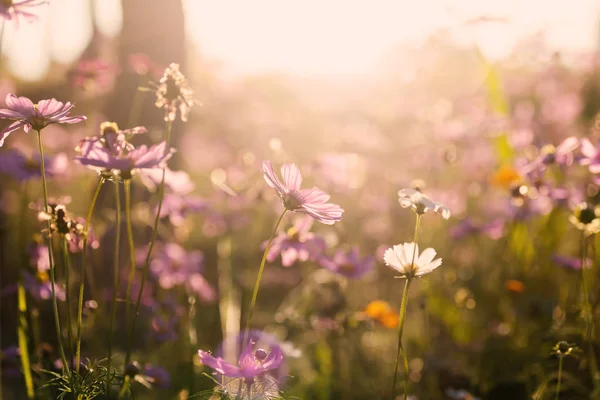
2, 1, 600, 399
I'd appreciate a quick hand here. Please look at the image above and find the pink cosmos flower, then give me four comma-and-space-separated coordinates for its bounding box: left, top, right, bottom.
0, 0, 47, 24
0, 94, 86, 147
198, 341, 283, 383
261, 161, 344, 225
319, 246, 374, 279
264, 215, 327, 267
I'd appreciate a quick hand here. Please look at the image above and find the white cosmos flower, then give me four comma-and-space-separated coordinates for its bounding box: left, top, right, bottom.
383, 242, 442, 278
398, 188, 450, 219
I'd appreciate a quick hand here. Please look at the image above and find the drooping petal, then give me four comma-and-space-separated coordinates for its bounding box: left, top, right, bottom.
299, 187, 331, 204
0, 108, 25, 119
0, 121, 26, 147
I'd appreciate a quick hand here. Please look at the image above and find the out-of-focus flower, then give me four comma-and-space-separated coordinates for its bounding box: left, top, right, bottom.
69, 59, 117, 96
363, 300, 398, 328
446, 388, 481, 400
140, 167, 195, 194
142, 364, 171, 389
319, 247, 374, 279
198, 341, 283, 385
489, 165, 520, 188
569, 202, 600, 236
384, 243, 442, 278
504, 279, 525, 293
129, 53, 163, 78
20, 246, 66, 300
150, 315, 179, 343
0, 0, 46, 24
147, 243, 216, 302
158, 193, 208, 226
398, 188, 450, 219
0, 149, 68, 182
75, 128, 173, 179
522, 137, 579, 176
265, 215, 327, 267
552, 254, 592, 270
153, 63, 194, 122
580, 138, 600, 173
450, 217, 505, 240
262, 161, 344, 225
0, 94, 86, 146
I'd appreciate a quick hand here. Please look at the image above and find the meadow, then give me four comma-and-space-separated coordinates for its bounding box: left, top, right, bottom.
1, 1, 600, 399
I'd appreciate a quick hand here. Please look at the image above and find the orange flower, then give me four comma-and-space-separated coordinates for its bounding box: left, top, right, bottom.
489, 165, 520, 188
505, 279, 525, 293
364, 300, 399, 328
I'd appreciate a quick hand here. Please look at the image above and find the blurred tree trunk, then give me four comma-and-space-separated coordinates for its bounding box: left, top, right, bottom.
106, 0, 186, 129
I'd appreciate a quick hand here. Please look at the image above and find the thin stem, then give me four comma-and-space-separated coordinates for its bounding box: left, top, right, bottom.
555, 356, 563, 400
16, 183, 34, 398
391, 214, 421, 400
61, 236, 73, 365
242, 209, 287, 346
126, 120, 172, 366
582, 232, 591, 326
36, 129, 69, 373
391, 278, 412, 400
75, 177, 104, 373
124, 180, 136, 338
107, 179, 121, 394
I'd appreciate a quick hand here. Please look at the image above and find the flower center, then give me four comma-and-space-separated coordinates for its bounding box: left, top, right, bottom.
286, 226, 300, 240
283, 192, 302, 211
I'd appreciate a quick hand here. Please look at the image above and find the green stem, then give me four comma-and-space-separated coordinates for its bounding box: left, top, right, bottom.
75, 177, 104, 373
391, 214, 421, 400
16, 183, 34, 398
36, 129, 69, 373
62, 236, 73, 365
242, 209, 287, 346
126, 120, 172, 366
555, 356, 563, 400
107, 179, 121, 394
123, 180, 136, 339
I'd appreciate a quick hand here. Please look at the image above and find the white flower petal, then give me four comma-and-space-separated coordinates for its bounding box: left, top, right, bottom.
415, 258, 442, 277
417, 248, 437, 265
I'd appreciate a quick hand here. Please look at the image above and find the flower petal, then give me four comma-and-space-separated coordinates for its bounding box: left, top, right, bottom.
261, 160, 286, 194
281, 163, 303, 191
0, 120, 26, 147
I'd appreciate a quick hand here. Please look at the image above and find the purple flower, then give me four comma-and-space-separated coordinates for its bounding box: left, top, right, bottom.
140, 167, 195, 194
75, 138, 173, 178
69, 59, 117, 95
158, 193, 208, 226
149, 243, 216, 302
22, 271, 65, 301
522, 136, 579, 177
143, 364, 171, 389
0, 149, 68, 182
450, 217, 505, 240
580, 138, 600, 173
198, 341, 283, 383
262, 160, 344, 225
552, 254, 592, 271
0, 94, 86, 147
264, 215, 327, 267
319, 247, 374, 279
0, 0, 46, 24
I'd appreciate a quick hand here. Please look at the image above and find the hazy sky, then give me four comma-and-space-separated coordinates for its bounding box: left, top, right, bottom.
1, 0, 599, 80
